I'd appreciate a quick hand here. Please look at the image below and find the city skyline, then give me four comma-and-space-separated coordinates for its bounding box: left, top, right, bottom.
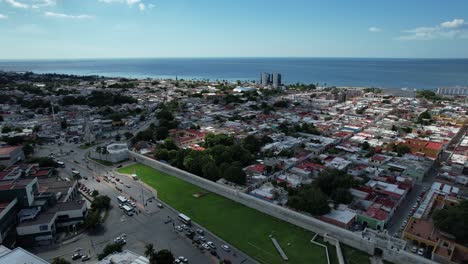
0, 0, 468, 59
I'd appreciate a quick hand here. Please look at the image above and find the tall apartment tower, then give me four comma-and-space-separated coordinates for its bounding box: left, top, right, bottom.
260, 72, 271, 86
272, 73, 282, 87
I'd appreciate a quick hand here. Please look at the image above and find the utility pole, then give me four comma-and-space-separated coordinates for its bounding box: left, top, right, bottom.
50, 102, 56, 121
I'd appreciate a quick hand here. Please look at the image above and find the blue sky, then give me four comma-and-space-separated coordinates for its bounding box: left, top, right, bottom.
0, 0, 468, 59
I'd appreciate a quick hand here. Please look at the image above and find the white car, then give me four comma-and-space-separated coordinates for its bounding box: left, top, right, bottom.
201, 243, 210, 250
207, 241, 216, 249
178, 256, 188, 263
417, 248, 424, 256
175, 226, 183, 232
411, 246, 418, 253
221, 245, 230, 252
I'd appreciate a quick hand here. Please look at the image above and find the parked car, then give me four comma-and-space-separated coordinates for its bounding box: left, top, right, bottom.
417, 248, 424, 256
181, 224, 188, 230
157, 203, 163, 208
221, 245, 230, 252
201, 243, 210, 250
411, 246, 418, 253
178, 256, 188, 263
114, 236, 126, 245
175, 226, 183, 232
207, 241, 216, 249
196, 229, 204, 235
198, 236, 206, 242
81, 255, 90, 261
71, 253, 82, 260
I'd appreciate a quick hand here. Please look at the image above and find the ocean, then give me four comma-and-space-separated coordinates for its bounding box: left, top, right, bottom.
1, 58, 468, 89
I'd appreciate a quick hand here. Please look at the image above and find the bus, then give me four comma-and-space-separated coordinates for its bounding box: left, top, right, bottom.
117, 196, 127, 205
122, 205, 133, 216
178, 213, 191, 225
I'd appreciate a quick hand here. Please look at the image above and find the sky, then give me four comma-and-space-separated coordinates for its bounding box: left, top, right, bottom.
0, 0, 468, 59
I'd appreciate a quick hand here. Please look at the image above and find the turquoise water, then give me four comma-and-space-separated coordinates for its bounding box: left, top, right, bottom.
1, 58, 468, 89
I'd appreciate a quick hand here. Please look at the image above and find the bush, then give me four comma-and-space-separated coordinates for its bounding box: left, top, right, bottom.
98, 243, 123, 260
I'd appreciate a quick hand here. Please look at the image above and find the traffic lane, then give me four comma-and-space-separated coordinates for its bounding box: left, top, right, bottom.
387, 184, 424, 234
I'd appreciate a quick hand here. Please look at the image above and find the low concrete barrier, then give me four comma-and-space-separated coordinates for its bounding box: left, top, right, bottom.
129, 151, 436, 264
324, 234, 345, 264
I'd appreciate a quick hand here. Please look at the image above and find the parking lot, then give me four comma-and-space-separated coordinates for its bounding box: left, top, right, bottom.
33, 142, 255, 264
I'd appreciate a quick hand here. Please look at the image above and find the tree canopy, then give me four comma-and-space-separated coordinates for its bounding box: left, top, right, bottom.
433, 200, 468, 243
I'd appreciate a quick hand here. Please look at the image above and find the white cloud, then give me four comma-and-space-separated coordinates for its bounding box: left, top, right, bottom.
0, 14, 8, 19
98, 0, 141, 5
3, 0, 56, 9
369, 27, 382, 33
399, 18, 468, 40
441, 18, 465, 28
4, 0, 29, 8
98, 0, 149, 11
44, 11, 93, 19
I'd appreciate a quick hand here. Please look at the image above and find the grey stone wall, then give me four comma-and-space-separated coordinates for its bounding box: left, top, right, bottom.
129, 151, 436, 264
89, 150, 128, 163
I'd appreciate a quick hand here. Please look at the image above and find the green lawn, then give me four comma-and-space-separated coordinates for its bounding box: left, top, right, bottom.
118, 164, 329, 264
341, 244, 371, 264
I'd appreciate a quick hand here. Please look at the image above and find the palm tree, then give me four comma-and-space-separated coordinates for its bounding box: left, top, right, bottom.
144, 243, 155, 258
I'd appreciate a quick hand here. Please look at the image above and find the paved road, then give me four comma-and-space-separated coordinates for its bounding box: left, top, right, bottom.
34, 142, 256, 264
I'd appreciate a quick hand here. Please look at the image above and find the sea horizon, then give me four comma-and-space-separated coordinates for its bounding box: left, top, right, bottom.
1, 57, 468, 90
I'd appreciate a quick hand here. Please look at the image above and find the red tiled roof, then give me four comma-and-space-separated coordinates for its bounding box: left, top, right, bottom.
296, 161, 325, 171
426, 142, 443, 150
0, 146, 20, 156
32, 169, 51, 177
246, 164, 266, 174
364, 204, 389, 221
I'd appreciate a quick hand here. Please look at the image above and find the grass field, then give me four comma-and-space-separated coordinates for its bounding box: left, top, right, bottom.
118, 164, 330, 264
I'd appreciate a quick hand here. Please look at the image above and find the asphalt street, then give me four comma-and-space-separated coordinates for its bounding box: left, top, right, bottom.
33, 142, 256, 264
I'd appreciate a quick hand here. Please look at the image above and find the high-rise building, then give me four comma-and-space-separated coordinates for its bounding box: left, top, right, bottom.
436, 87, 468, 96
260, 72, 271, 86
272, 73, 282, 87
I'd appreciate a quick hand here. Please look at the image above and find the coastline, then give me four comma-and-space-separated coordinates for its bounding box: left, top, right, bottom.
1, 57, 468, 89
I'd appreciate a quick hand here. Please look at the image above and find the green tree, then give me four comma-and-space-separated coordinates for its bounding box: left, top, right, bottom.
60, 119, 68, 129
313, 168, 355, 203
202, 161, 221, 181
156, 126, 169, 140
27, 157, 58, 167
242, 135, 261, 153
144, 243, 156, 259
433, 200, 468, 243
91, 190, 99, 197
91, 195, 111, 210
98, 243, 123, 260
52, 257, 71, 264
85, 209, 102, 230
1, 126, 12, 133
417, 111, 432, 124
361, 141, 370, 150
395, 145, 411, 156
153, 249, 175, 264
331, 187, 353, 204
223, 166, 246, 185
23, 143, 34, 157
205, 134, 234, 148
124, 132, 133, 140
154, 148, 170, 161
287, 186, 330, 215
